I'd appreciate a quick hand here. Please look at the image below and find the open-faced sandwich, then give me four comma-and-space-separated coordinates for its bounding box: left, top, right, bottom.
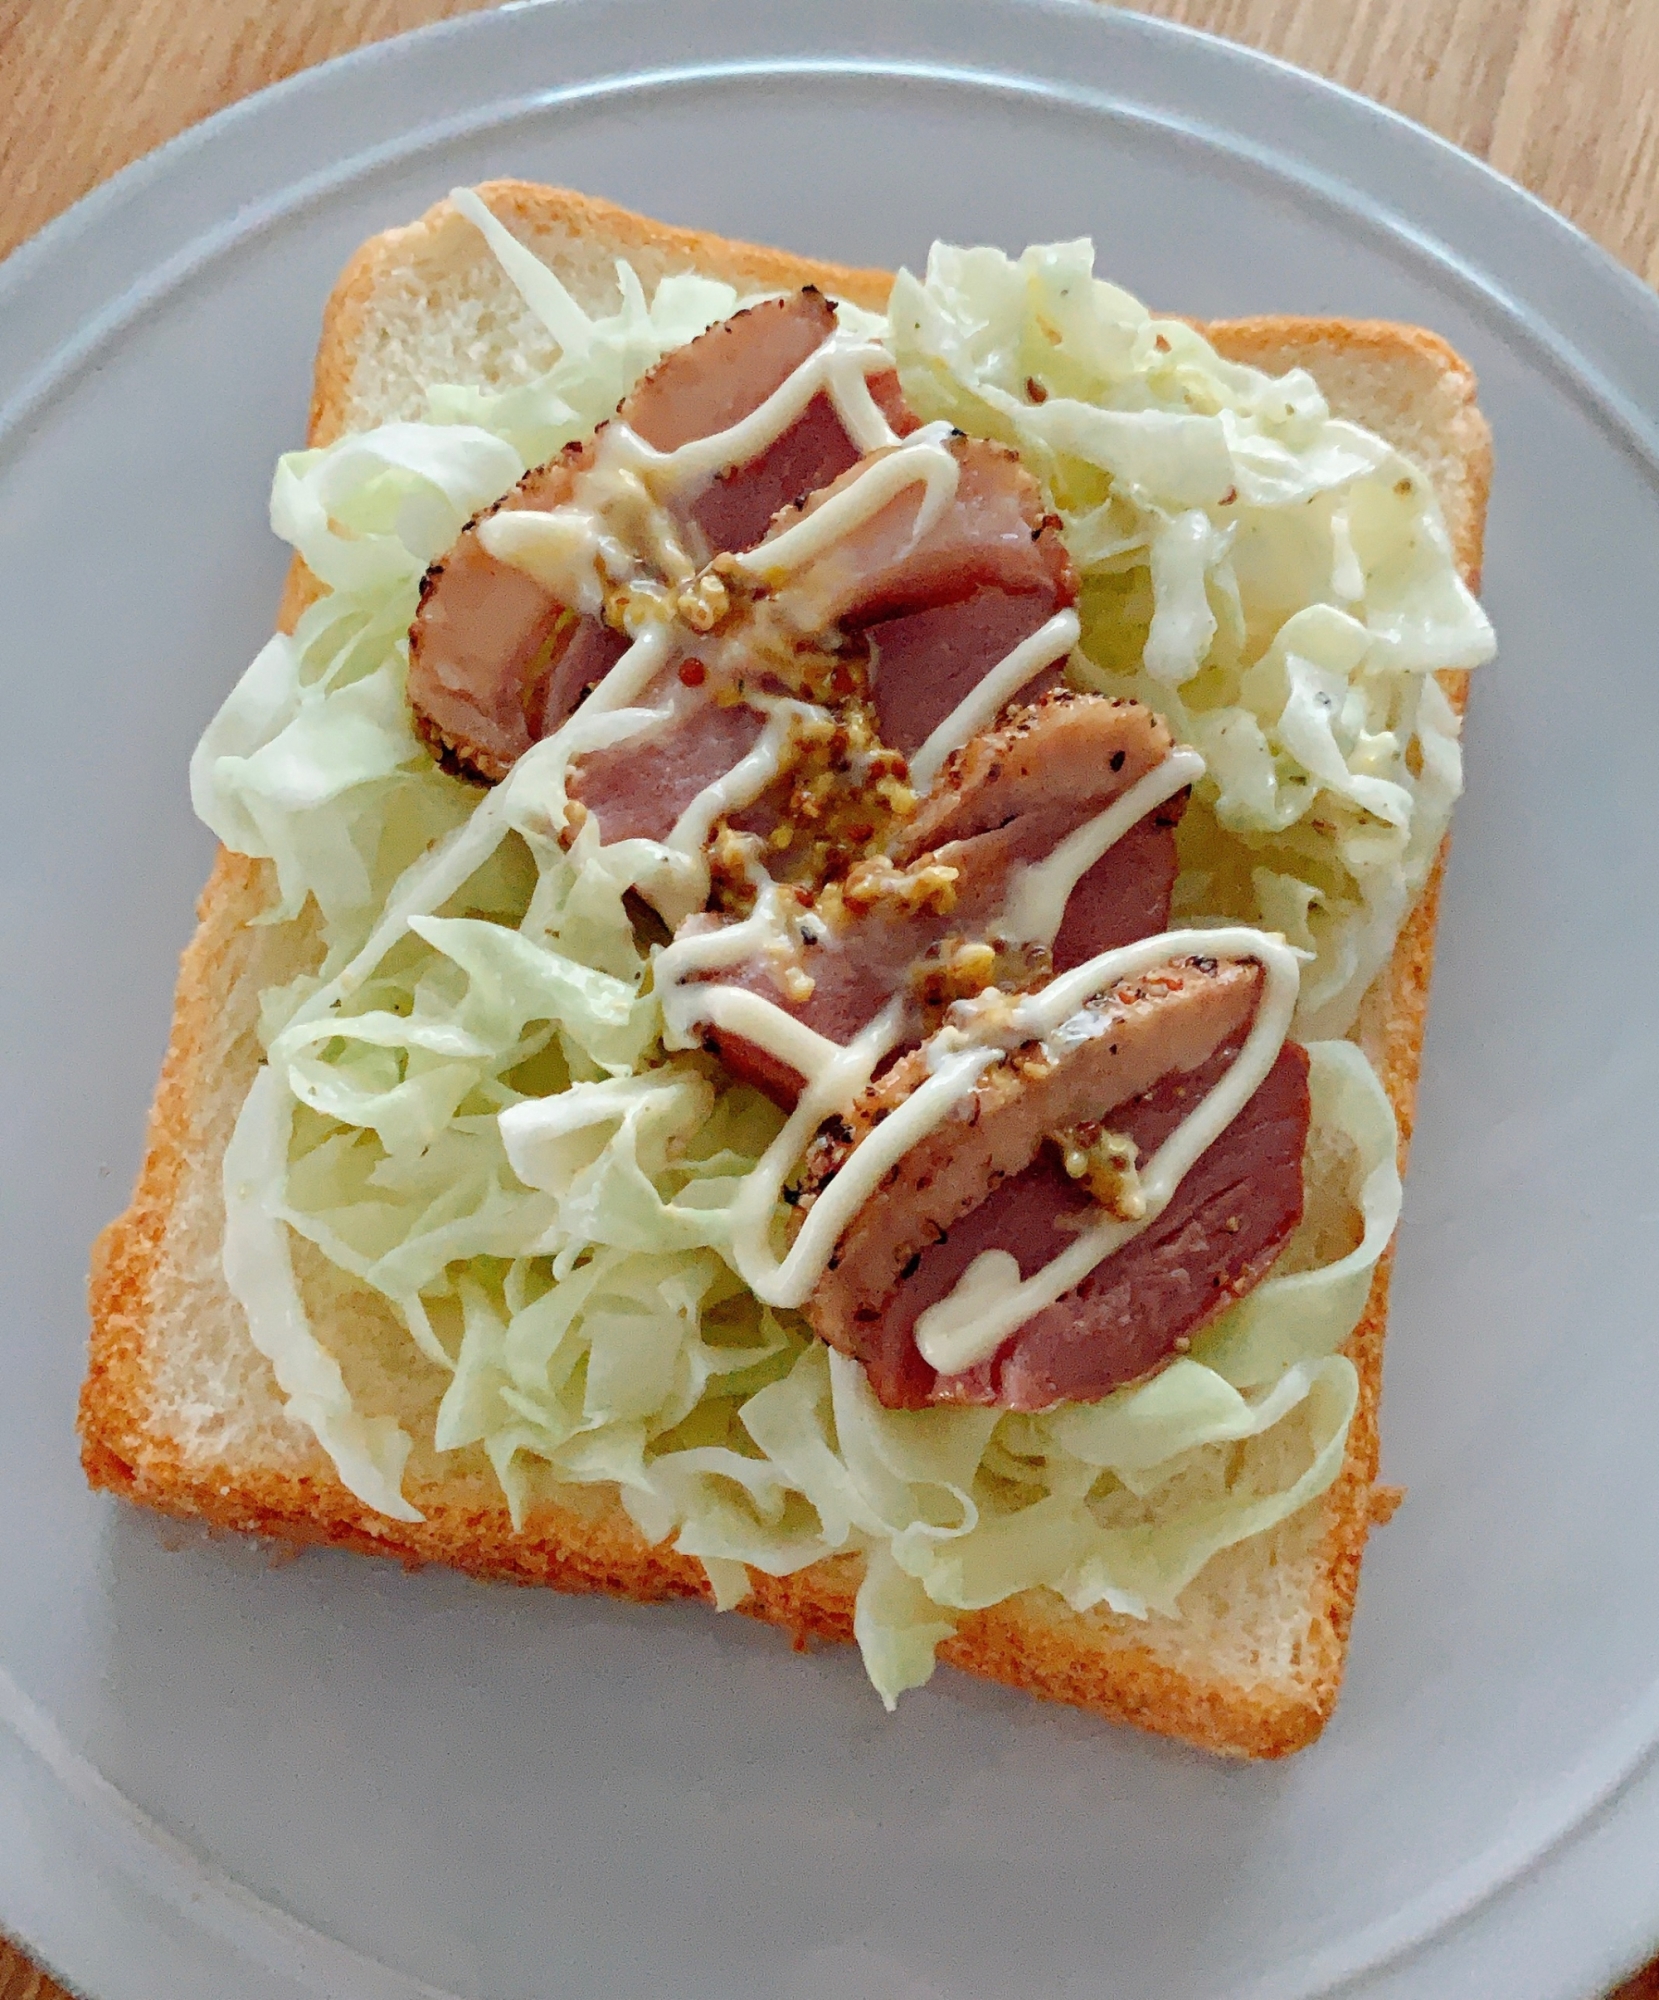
81, 183, 1494, 1757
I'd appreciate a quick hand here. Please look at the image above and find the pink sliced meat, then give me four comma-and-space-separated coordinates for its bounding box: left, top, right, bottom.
758, 435, 1075, 639
632, 292, 918, 556
1050, 813, 1184, 974
796, 955, 1310, 1410
526, 615, 631, 745
808, 957, 1267, 1294
695, 694, 1188, 1106
408, 453, 620, 782
904, 1041, 1309, 1410
703, 894, 965, 1106
688, 369, 918, 557
623, 290, 839, 451
893, 689, 1190, 978
409, 290, 916, 782
567, 691, 765, 846
569, 447, 1081, 934
893, 692, 1173, 859
867, 583, 1066, 757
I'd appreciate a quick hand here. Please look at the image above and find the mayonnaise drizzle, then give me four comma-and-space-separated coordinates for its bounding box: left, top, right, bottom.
688, 985, 842, 1084
650, 697, 829, 927
653, 740, 1207, 1024
673, 924, 1298, 1324
474, 316, 1070, 938
641, 330, 902, 487
476, 507, 607, 616
733, 424, 961, 583
999, 747, 1206, 948
730, 999, 995, 1308
480, 325, 905, 608
663, 701, 816, 863
656, 875, 806, 1044
913, 927, 1302, 1375
442, 306, 1303, 1374
905, 607, 1081, 792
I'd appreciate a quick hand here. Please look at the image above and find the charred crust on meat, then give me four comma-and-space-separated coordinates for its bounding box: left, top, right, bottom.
412, 709, 499, 786
798, 968, 1304, 1413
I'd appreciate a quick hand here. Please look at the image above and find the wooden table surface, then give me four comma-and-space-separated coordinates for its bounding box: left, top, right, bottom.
2, 0, 1657, 1994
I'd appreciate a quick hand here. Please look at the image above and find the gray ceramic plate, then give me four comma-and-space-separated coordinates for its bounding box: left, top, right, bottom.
3, 3, 1658, 1995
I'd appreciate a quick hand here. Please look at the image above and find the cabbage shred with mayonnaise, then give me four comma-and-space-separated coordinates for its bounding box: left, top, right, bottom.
194, 215, 1493, 1703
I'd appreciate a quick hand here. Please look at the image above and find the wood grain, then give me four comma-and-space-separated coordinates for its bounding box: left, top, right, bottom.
1132, 0, 1659, 284
2, 0, 1656, 1995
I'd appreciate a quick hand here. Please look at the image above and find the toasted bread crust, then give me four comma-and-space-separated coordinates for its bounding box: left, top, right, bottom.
81, 185, 1491, 1759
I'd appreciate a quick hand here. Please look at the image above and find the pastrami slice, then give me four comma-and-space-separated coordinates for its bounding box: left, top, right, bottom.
755, 434, 1075, 640
796, 956, 1310, 1411
922, 1040, 1310, 1411
867, 584, 1064, 757
685, 694, 1190, 1107
408, 452, 600, 781
566, 691, 767, 845
407, 290, 903, 783
805, 957, 1265, 1296
894, 691, 1175, 860
621, 290, 839, 452
685, 370, 919, 556
1049, 809, 1186, 975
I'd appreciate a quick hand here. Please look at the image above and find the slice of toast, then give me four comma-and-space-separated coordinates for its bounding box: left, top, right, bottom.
79, 183, 1490, 1759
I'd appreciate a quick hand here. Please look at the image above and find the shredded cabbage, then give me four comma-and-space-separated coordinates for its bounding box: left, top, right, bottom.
889, 241, 1494, 1036
193, 212, 1486, 1702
